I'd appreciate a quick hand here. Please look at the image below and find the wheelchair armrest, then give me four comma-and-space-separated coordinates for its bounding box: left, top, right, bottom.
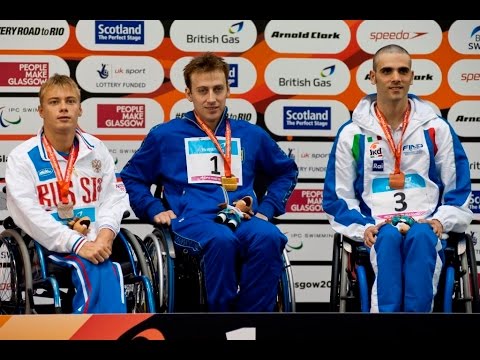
153, 223, 171, 232
122, 210, 131, 220
444, 232, 467, 249
446, 232, 465, 243
3, 216, 18, 230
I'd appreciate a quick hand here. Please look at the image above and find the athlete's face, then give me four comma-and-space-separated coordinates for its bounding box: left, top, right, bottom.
369, 52, 414, 104
185, 69, 230, 130
38, 85, 82, 135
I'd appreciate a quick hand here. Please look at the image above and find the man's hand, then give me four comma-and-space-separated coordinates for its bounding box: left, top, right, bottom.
95, 228, 115, 252
77, 240, 112, 264
364, 222, 386, 248
76, 228, 116, 264
153, 210, 177, 226
418, 218, 444, 237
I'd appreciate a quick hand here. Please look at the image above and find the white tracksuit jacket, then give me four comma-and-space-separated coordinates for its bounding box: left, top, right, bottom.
6, 127, 129, 254
323, 94, 472, 242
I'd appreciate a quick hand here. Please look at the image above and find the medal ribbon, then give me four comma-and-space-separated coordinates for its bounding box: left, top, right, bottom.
42, 135, 79, 204
193, 112, 232, 177
375, 103, 411, 175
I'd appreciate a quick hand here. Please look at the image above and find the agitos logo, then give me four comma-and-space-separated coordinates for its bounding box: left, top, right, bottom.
286, 242, 303, 252
0, 107, 21, 127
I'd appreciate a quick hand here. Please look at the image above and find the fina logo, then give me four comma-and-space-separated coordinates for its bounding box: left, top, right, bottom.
95, 20, 145, 45
402, 143, 423, 155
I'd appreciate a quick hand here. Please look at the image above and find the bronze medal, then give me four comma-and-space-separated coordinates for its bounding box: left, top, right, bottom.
221, 175, 238, 192
57, 201, 74, 219
389, 172, 405, 190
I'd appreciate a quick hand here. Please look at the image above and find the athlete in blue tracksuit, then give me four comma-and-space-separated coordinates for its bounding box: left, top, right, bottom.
323, 45, 472, 312
121, 52, 298, 312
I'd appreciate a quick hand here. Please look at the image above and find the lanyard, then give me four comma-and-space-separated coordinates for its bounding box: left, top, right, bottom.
42, 135, 79, 204
375, 103, 411, 175
193, 112, 232, 178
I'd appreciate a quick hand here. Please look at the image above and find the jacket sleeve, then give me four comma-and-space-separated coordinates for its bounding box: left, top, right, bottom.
323, 124, 375, 241
95, 141, 130, 235
255, 129, 298, 220
5, 150, 86, 253
120, 128, 166, 222
430, 121, 472, 233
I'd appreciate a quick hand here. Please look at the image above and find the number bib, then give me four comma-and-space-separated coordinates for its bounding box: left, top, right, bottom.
185, 137, 243, 185
370, 173, 430, 220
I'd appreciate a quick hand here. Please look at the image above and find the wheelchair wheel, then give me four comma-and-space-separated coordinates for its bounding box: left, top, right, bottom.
332, 234, 368, 313
119, 228, 152, 280
116, 228, 156, 313
143, 227, 175, 313
0, 229, 33, 314
339, 238, 353, 312
460, 233, 480, 313
329, 233, 342, 312
466, 233, 480, 312
174, 247, 207, 312
275, 249, 296, 312
338, 235, 358, 312
438, 232, 476, 313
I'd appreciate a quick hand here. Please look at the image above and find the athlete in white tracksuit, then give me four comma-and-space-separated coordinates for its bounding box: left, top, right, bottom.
6, 127, 129, 313
323, 94, 472, 312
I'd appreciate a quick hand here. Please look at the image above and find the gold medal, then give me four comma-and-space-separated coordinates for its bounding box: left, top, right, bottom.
221, 176, 238, 192
389, 172, 405, 190
57, 201, 74, 219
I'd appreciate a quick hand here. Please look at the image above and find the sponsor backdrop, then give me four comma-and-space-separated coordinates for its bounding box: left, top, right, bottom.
0, 20, 479, 311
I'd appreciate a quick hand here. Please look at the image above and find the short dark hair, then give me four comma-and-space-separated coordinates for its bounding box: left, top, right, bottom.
372, 44, 410, 71
183, 52, 229, 90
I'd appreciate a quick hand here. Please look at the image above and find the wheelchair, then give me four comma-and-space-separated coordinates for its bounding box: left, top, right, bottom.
0, 214, 156, 314
330, 231, 480, 313
141, 224, 296, 313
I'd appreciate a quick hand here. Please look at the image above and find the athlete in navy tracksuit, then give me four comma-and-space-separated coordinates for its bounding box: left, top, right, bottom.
323, 45, 472, 312
121, 52, 298, 312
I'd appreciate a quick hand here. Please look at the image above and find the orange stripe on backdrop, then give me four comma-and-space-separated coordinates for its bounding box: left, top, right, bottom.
0, 315, 11, 327
0, 314, 158, 340
0, 314, 90, 340
223, 20, 368, 114
135, 22, 365, 118
0, 135, 147, 141
70, 313, 157, 340
94, 134, 147, 141
0, 135, 35, 140
420, 31, 467, 110
2, 21, 476, 125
